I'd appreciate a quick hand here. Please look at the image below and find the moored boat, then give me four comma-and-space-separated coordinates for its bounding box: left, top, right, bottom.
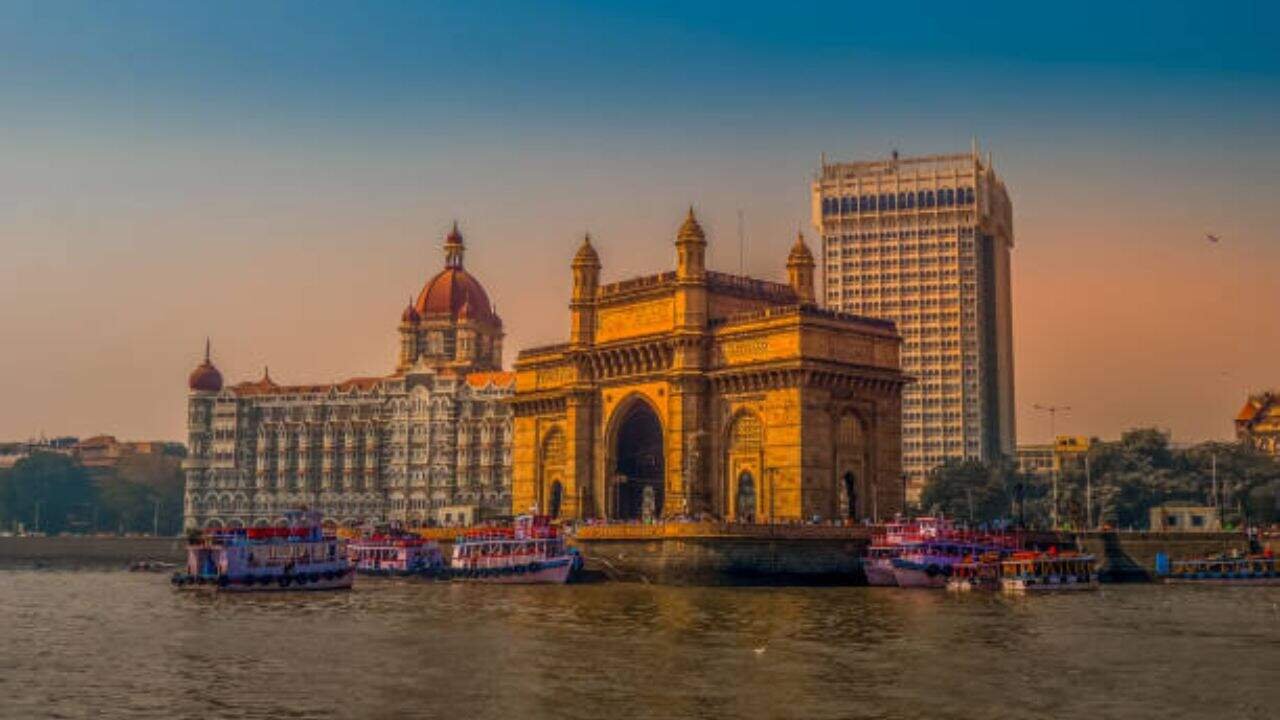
449, 514, 580, 584
348, 533, 446, 577
946, 552, 1004, 592
1155, 552, 1280, 585
862, 516, 957, 586
170, 510, 353, 592
999, 551, 1098, 593
892, 540, 1005, 588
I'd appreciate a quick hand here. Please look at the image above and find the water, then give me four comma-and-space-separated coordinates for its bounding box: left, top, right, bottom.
1, 572, 1278, 720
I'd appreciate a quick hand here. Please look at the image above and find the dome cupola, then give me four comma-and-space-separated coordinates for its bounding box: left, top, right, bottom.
188, 339, 223, 392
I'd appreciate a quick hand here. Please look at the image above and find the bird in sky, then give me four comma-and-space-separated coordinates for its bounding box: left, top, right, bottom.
1205, 233, 1221, 243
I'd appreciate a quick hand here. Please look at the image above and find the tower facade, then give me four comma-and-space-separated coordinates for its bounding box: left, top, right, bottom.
812, 148, 1016, 497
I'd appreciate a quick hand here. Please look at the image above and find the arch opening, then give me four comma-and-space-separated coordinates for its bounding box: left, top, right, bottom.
611, 401, 664, 520
842, 472, 857, 519
736, 471, 757, 523
549, 481, 564, 519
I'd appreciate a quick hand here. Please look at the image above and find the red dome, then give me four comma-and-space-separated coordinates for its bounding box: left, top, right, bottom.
415, 267, 497, 323
188, 361, 223, 392
401, 302, 421, 323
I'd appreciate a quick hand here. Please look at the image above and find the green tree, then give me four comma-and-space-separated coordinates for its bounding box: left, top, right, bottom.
0, 452, 97, 534
918, 458, 1026, 526
97, 453, 185, 535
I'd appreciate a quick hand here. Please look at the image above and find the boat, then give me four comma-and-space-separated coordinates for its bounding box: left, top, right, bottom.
449, 514, 580, 584
946, 552, 1004, 592
999, 551, 1098, 593
862, 516, 956, 586
1155, 551, 1280, 585
348, 532, 446, 577
891, 540, 1007, 588
170, 509, 353, 592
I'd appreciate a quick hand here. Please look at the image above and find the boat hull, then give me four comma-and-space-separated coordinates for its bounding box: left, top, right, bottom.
1001, 577, 1099, 593
863, 559, 898, 586
892, 564, 949, 589
1161, 576, 1280, 586
173, 568, 355, 592
449, 557, 574, 584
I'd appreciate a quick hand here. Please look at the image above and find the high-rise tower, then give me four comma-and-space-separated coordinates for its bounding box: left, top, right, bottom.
812, 147, 1015, 497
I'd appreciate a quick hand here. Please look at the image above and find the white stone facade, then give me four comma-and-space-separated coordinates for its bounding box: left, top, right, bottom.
183, 225, 513, 530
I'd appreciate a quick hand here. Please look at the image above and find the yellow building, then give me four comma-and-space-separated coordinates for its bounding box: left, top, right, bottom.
1236, 391, 1280, 456
511, 210, 909, 523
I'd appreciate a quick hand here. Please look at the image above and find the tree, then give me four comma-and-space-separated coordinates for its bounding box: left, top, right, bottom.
918, 458, 1026, 526
0, 452, 96, 534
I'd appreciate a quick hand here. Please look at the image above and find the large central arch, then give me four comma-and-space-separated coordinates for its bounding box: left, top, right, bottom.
609, 399, 665, 520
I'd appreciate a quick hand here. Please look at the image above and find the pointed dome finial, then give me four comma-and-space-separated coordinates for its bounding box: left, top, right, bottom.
444, 221, 465, 268
573, 231, 601, 268
204, 337, 211, 363
677, 205, 705, 243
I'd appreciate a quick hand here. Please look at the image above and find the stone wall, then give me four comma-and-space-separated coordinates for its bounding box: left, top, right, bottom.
0, 537, 185, 569
1072, 532, 1250, 581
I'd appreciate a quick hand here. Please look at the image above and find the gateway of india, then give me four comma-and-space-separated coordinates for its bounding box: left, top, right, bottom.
512, 209, 908, 523
183, 225, 514, 530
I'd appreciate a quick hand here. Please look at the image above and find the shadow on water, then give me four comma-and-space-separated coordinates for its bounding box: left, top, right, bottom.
2, 571, 1279, 720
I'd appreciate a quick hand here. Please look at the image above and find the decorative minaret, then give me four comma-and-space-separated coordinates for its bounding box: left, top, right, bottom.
570, 233, 601, 347
673, 207, 709, 331
787, 230, 816, 305
444, 220, 464, 268
675, 206, 706, 280
397, 295, 421, 372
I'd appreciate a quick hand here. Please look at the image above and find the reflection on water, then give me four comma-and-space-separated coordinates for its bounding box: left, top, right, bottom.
1, 572, 1278, 719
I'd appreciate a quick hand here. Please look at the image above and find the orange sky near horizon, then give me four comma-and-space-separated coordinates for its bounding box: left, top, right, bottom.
1, 3, 1277, 450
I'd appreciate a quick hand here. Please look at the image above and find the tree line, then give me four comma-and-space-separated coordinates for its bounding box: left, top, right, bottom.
0, 449, 186, 536
918, 428, 1280, 530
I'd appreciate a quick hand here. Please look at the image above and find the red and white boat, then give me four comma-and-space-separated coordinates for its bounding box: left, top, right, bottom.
449, 515, 580, 584
171, 510, 353, 592
863, 517, 955, 586
348, 533, 446, 577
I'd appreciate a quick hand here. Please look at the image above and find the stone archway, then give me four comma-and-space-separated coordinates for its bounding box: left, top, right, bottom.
834, 411, 869, 520
539, 428, 566, 516
725, 411, 764, 521
609, 399, 664, 520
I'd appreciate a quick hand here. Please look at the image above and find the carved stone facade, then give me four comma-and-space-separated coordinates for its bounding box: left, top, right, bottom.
1236, 391, 1280, 457
512, 211, 908, 523
183, 226, 513, 530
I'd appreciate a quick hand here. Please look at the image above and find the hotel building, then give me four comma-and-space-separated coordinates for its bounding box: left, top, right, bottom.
812, 148, 1015, 496
183, 225, 514, 531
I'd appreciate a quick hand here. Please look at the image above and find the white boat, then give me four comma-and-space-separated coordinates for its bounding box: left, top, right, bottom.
449, 514, 579, 584
348, 533, 446, 577
171, 510, 353, 592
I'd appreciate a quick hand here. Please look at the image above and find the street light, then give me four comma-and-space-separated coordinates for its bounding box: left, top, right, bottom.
1033, 403, 1071, 530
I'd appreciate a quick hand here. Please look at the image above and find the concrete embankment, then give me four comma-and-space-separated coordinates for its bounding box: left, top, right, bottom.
0, 536, 185, 569
1074, 531, 1251, 581
571, 523, 873, 585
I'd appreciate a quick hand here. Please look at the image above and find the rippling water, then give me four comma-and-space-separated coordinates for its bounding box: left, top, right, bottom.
1, 571, 1278, 719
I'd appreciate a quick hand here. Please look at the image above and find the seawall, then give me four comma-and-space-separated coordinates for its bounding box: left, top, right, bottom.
0, 536, 185, 569
571, 523, 872, 585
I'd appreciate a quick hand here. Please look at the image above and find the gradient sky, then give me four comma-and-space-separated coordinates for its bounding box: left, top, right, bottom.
1, 1, 1277, 445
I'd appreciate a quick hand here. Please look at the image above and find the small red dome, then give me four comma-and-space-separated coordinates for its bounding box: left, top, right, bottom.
415, 267, 497, 324
188, 361, 223, 392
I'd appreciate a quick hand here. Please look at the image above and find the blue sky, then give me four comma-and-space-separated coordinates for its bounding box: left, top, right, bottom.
0, 1, 1277, 442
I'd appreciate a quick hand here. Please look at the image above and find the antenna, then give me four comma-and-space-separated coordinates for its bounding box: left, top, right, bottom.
737, 209, 745, 274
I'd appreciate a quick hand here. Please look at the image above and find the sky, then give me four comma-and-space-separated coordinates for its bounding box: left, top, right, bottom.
0, 1, 1277, 445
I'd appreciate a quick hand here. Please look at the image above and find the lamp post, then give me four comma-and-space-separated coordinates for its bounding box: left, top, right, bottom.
1033, 403, 1071, 530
